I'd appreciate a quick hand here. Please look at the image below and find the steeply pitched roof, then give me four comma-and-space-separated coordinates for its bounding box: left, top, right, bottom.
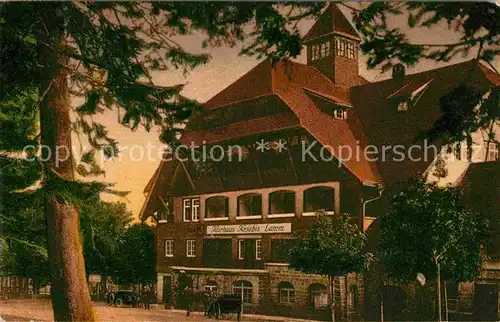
461, 161, 500, 193
303, 4, 360, 43
461, 162, 500, 213
139, 158, 180, 220
271, 61, 381, 183
181, 111, 300, 145
181, 59, 381, 184
204, 59, 273, 109
460, 161, 500, 258
351, 60, 499, 184
141, 59, 499, 219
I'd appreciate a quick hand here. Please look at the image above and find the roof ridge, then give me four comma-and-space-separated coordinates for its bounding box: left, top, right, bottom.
353, 59, 478, 88
203, 58, 273, 108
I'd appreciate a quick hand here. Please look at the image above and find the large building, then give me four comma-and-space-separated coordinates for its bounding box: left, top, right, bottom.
140, 4, 499, 320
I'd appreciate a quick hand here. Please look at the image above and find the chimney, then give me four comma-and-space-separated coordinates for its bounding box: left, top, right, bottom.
392, 63, 405, 83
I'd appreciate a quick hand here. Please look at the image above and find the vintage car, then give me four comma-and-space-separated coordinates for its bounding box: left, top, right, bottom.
106, 290, 139, 307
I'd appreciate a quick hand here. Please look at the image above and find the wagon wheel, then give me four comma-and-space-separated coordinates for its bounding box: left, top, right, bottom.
115, 297, 124, 308
207, 302, 217, 318
222, 312, 235, 320
237, 303, 242, 322
214, 302, 222, 320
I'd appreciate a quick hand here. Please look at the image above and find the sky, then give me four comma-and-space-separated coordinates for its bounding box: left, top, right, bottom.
79, 4, 500, 219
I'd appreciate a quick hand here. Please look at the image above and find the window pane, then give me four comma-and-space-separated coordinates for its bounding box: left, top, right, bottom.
398, 100, 409, 111
192, 198, 200, 221
187, 240, 196, 257
255, 239, 262, 260
269, 191, 295, 214
165, 240, 174, 257
304, 186, 335, 213
488, 143, 499, 161
278, 282, 295, 304
183, 199, 191, 221
232, 281, 253, 304
206, 196, 229, 218
315, 293, 328, 308
347, 42, 355, 59
238, 240, 245, 259
238, 194, 262, 217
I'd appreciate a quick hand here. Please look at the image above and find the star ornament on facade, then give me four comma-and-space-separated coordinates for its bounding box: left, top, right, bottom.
256, 139, 270, 152
275, 139, 287, 152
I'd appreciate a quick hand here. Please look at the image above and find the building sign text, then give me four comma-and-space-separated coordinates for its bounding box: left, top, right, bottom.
206, 223, 291, 235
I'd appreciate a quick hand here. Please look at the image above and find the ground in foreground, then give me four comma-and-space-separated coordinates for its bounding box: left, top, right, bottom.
0, 299, 317, 322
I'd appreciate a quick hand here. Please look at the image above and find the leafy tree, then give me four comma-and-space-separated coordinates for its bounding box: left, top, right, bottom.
431, 154, 448, 184
0, 2, 325, 319
109, 223, 156, 288
81, 201, 133, 281
353, 2, 499, 156
290, 212, 369, 322
0, 191, 51, 291
378, 177, 486, 321
0, 187, 133, 293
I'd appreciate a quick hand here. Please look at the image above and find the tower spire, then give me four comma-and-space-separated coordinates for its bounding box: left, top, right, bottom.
303, 3, 361, 86
303, 3, 360, 44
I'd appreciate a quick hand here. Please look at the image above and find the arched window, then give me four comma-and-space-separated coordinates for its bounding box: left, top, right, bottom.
232, 280, 252, 304
278, 282, 295, 304
269, 190, 295, 215
303, 186, 335, 215
308, 283, 328, 309
237, 193, 262, 217
205, 196, 229, 219
205, 280, 218, 295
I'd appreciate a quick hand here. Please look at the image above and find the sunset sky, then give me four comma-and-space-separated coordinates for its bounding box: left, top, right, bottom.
79, 4, 499, 219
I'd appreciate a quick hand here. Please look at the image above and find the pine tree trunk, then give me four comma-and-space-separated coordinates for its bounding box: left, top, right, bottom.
38, 6, 94, 320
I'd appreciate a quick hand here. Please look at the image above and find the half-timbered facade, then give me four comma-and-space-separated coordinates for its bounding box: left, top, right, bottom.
140, 4, 499, 320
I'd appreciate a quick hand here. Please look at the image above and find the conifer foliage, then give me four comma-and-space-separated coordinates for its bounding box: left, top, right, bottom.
0, 2, 324, 320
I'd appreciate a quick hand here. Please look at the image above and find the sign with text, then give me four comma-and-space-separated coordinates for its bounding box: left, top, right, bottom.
206, 223, 292, 235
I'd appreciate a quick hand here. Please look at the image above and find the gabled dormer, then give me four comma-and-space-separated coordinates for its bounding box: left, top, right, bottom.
303, 4, 360, 87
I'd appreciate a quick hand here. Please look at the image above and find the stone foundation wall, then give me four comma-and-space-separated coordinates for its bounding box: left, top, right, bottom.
157, 265, 364, 320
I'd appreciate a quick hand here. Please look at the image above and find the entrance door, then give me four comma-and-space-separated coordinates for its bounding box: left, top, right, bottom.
176, 275, 193, 309
163, 276, 172, 308
474, 283, 499, 321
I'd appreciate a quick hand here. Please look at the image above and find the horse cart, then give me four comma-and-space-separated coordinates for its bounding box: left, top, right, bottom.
206, 294, 242, 321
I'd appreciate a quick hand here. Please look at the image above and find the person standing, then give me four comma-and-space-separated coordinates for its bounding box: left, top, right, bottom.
184, 286, 193, 317
142, 288, 150, 310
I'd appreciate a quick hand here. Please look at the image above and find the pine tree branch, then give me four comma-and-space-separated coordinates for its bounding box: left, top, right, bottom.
338, 2, 361, 13
136, 4, 183, 50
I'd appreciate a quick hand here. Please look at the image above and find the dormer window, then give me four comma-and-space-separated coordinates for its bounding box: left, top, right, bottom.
335, 38, 356, 59
397, 100, 409, 112
487, 142, 499, 161
311, 41, 331, 61
334, 109, 347, 120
